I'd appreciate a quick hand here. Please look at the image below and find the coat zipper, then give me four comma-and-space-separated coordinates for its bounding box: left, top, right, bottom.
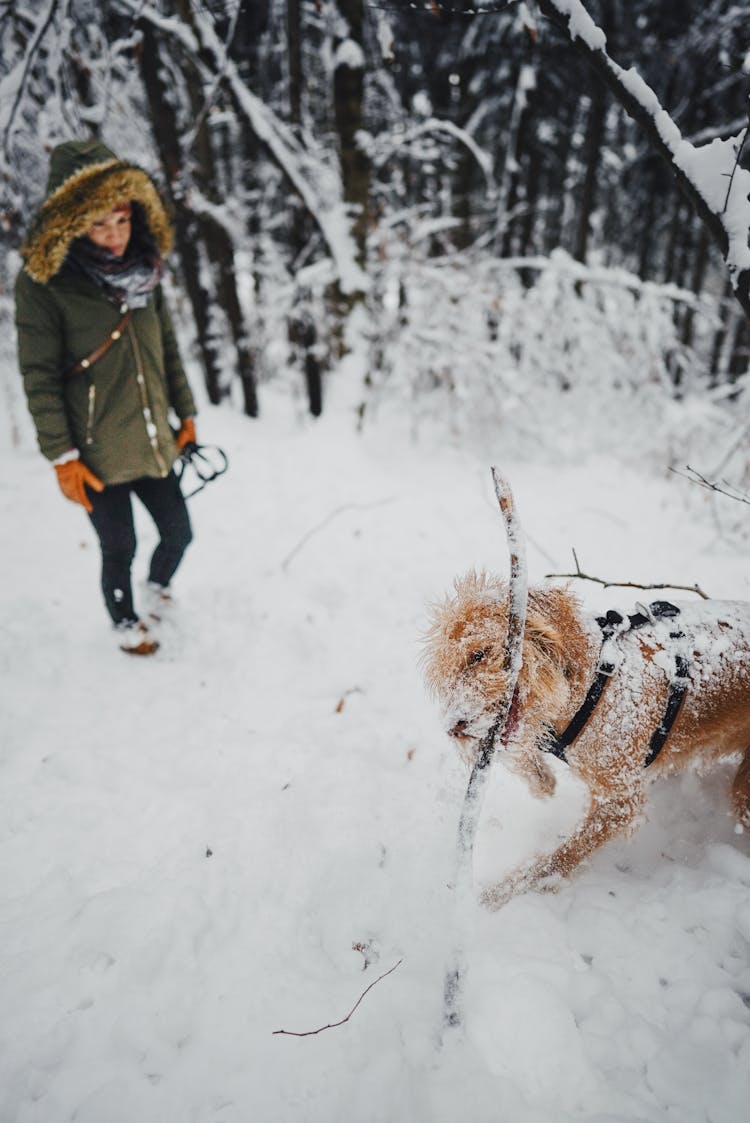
85, 383, 96, 445
127, 320, 168, 476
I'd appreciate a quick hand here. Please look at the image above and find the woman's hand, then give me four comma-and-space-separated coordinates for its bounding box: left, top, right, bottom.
54, 456, 105, 513
176, 417, 196, 450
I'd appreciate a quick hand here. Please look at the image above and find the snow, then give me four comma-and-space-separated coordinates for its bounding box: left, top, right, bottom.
335, 39, 365, 72
2, 325, 750, 1122
548, 0, 607, 52
373, 119, 495, 185
676, 132, 750, 279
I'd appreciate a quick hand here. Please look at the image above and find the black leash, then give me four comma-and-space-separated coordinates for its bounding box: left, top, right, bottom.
544, 601, 690, 768
175, 441, 229, 499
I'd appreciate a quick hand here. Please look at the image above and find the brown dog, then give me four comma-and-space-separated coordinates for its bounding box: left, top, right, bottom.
423, 572, 750, 906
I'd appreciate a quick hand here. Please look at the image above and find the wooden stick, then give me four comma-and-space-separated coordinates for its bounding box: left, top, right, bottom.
443, 468, 529, 1032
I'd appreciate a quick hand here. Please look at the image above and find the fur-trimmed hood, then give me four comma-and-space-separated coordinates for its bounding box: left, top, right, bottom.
21, 140, 173, 284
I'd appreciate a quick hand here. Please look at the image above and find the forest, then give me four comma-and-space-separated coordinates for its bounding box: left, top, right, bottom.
1, 0, 749, 467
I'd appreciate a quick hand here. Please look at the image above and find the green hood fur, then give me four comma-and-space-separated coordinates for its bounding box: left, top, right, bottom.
22, 140, 173, 284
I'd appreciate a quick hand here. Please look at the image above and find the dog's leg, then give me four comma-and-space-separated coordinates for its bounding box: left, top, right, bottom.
730, 749, 750, 829
479, 783, 646, 908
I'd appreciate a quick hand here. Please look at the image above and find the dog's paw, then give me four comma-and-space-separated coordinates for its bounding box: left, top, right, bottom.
478, 878, 519, 910
479, 859, 569, 908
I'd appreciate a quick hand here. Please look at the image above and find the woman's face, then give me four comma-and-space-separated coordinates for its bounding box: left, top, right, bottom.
85, 204, 132, 257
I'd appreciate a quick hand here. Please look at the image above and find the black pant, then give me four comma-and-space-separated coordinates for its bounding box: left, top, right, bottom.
87, 471, 192, 625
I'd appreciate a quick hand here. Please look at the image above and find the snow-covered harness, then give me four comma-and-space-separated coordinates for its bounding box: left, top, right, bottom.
542, 600, 690, 768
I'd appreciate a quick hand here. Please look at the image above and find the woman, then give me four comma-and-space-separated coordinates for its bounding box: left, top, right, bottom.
15, 140, 198, 656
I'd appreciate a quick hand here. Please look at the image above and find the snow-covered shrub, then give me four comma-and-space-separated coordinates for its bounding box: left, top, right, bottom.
359, 244, 748, 476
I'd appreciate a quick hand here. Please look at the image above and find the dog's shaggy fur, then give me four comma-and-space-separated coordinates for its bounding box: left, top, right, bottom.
423, 572, 750, 905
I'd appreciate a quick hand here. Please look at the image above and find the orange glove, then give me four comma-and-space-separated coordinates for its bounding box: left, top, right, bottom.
176, 417, 196, 450
54, 458, 105, 513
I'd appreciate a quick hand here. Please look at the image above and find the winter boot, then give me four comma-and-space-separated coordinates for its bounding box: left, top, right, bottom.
143, 581, 174, 625
116, 619, 159, 656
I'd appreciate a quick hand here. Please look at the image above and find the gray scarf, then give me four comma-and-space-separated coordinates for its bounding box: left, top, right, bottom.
68, 237, 163, 308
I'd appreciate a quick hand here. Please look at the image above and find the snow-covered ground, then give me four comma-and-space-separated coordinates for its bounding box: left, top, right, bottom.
1, 354, 750, 1123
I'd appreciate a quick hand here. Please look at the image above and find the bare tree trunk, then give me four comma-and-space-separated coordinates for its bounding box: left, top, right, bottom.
496, 52, 536, 257
662, 197, 686, 284
728, 316, 749, 385
636, 164, 660, 279
286, 0, 302, 124
679, 223, 711, 350
138, 22, 223, 404
321, 0, 370, 368
288, 297, 323, 417
453, 145, 475, 251
333, 0, 368, 272
517, 140, 541, 259
287, 0, 324, 416
176, 0, 259, 417
709, 277, 735, 387
572, 85, 607, 263
201, 217, 259, 417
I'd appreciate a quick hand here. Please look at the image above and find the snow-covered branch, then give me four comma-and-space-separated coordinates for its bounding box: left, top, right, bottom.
480, 252, 715, 309
1, 0, 68, 161
115, 0, 368, 295
534, 0, 750, 317
372, 119, 495, 189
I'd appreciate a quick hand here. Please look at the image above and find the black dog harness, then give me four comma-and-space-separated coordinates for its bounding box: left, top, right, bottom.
543, 600, 690, 768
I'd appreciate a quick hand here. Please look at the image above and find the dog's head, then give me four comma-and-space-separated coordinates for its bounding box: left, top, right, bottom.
422, 571, 590, 772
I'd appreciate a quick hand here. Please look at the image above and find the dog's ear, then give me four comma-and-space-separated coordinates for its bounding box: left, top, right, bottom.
520, 586, 586, 707
525, 597, 566, 670
525, 612, 565, 669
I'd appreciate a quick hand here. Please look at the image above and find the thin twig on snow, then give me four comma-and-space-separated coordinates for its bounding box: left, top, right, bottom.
280, 498, 394, 572
272, 959, 402, 1037
672, 465, 750, 508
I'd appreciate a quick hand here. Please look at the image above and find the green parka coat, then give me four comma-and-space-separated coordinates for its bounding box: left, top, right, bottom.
15, 140, 196, 486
